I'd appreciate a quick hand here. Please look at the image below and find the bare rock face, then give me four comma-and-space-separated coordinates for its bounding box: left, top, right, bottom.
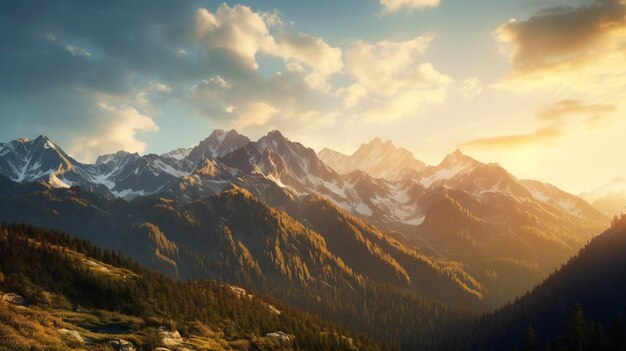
1, 292, 27, 305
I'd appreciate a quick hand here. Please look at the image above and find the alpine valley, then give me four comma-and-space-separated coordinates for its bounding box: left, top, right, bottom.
0, 130, 621, 350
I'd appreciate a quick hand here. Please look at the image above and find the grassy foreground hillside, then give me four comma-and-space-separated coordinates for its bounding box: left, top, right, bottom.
0, 223, 381, 351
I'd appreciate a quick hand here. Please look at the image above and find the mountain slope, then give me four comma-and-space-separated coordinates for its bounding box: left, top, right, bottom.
339, 150, 606, 306
94, 151, 194, 198
0, 223, 379, 351
447, 215, 626, 350
580, 177, 626, 216
0, 177, 477, 348
288, 195, 484, 304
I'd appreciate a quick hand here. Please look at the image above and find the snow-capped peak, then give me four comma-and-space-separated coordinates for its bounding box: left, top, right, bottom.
318, 138, 425, 181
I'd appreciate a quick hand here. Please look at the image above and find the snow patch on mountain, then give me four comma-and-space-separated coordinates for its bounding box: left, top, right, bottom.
161, 147, 192, 160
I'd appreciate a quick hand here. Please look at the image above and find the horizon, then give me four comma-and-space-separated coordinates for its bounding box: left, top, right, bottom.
1, 129, 620, 195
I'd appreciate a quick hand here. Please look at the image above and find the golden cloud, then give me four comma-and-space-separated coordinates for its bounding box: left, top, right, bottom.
537, 99, 617, 126
495, 0, 626, 93
462, 99, 616, 150
344, 36, 452, 122
462, 127, 562, 149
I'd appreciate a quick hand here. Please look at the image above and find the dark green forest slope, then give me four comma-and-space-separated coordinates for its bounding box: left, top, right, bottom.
444, 214, 626, 351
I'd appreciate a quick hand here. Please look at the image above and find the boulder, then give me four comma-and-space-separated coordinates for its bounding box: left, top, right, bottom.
108, 339, 136, 351
158, 325, 183, 347
57, 328, 84, 344
265, 331, 293, 342
1, 292, 27, 305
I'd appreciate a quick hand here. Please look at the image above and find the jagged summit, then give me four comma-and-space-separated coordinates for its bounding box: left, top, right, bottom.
266, 129, 284, 138
187, 129, 251, 163
438, 148, 477, 168
318, 137, 425, 181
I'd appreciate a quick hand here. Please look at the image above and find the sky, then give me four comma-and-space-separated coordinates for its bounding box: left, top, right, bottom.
0, 0, 625, 194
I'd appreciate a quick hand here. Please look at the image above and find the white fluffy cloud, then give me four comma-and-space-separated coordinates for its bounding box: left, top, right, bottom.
380, 0, 441, 13
344, 36, 452, 122
195, 5, 272, 70
194, 4, 342, 90
70, 103, 158, 161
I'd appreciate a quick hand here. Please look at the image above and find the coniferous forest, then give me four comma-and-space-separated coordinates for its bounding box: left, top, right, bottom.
0, 223, 383, 350
2, 215, 626, 350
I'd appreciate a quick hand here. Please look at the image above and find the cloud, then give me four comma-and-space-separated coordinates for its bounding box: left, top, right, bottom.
462, 99, 617, 150
70, 103, 159, 162
194, 5, 273, 70
380, 0, 441, 13
361, 77, 448, 122
462, 127, 562, 149
495, 0, 626, 93
336, 84, 368, 108
233, 102, 278, 129
537, 99, 617, 126
344, 36, 452, 122
194, 4, 342, 90
272, 31, 343, 91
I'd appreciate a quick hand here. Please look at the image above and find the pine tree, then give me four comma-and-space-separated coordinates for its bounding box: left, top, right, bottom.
524, 323, 537, 351
565, 304, 587, 351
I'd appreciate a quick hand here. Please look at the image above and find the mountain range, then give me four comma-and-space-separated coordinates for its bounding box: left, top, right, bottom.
0, 130, 610, 309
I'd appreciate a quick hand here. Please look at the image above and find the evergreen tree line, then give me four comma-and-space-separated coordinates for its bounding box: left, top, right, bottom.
515, 304, 626, 351
438, 213, 626, 351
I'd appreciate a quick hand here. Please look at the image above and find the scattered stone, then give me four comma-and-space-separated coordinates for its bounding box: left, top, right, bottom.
267, 304, 281, 315
265, 331, 293, 342
108, 338, 136, 351
57, 328, 85, 344
1, 292, 27, 305
158, 325, 184, 348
